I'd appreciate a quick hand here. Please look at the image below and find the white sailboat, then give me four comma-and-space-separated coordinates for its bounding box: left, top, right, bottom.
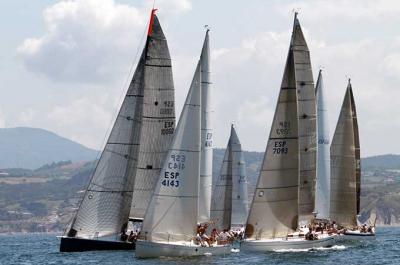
330, 80, 374, 240
241, 13, 335, 252
315, 70, 331, 220
60, 9, 175, 252
136, 32, 230, 258
210, 125, 249, 230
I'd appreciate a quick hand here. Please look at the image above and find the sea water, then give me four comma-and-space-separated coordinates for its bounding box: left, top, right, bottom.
0, 227, 399, 265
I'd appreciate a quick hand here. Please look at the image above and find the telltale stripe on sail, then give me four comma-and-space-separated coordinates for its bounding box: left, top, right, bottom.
126, 95, 144, 98
87, 190, 133, 193
152, 194, 197, 198
142, 116, 175, 120
137, 167, 161, 170
255, 185, 298, 190
107, 143, 139, 145
145, 64, 172, 68
270, 137, 298, 140
281, 87, 297, 90
169, 148, 199, 153
201, 81, 212, 84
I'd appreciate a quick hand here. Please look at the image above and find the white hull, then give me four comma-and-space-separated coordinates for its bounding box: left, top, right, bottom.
241, 236, 335, 252
135, 240, 231, 258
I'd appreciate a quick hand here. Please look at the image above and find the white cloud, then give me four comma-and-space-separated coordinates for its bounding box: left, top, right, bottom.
17, 0, 191, 84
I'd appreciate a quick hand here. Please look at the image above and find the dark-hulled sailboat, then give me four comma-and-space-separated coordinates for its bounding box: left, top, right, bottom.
59, 9, 175, 252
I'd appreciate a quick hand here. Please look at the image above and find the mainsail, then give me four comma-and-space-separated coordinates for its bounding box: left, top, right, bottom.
330, 79, 360, 227
140, 62, 201, 242
315, 70, 331, 219
198, 30, 213, 223
292, 15, 317, 224
65, 11, 174, 239
211, 124, 250, 230
129, 12, 175, 220
246, 13, 316, 240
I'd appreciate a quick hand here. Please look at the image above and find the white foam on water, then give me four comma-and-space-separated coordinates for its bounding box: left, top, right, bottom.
231, 248, 240, 253
273, 248, 311, 253
314, 245, 347, 251
204, 252, 212, 256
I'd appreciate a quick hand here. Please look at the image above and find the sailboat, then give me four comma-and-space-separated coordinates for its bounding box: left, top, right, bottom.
314, 70, 331, 220
330, 80, 374, 240
241, 13, 335, 252
59, 9, 175, 252
210, 125, 249, 231
136, 31, 231, 258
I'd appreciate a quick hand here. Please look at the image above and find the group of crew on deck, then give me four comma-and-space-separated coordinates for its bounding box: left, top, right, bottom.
194, 222, 245, 247
299, 220, 374, 241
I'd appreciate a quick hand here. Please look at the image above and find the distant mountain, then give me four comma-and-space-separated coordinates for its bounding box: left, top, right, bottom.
362, 154, 400, 170
0, 127, 99, 169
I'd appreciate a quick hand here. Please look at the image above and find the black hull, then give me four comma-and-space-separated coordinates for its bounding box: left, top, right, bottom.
60, 237, 135, 252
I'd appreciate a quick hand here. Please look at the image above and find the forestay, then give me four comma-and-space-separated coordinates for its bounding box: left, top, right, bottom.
140, 62, 202, 243
330, 80, 359, 227
129, 14, 175, 220
198, 30, 213, 223
315, 70, 331, 220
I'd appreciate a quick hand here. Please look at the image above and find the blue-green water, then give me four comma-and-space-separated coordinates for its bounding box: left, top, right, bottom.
0, 228, 399, 265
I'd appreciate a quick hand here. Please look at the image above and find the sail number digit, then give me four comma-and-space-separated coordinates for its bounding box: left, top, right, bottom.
272, 141, 288, 155
276, 121, 291, 135
161, 121, 174, 135
163, 154, 185, 188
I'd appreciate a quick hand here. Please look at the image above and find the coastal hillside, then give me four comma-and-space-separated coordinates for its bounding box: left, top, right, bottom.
0, 127, 99, 169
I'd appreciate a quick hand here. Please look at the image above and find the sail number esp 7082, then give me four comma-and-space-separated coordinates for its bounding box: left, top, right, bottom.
162, 154, 185, 187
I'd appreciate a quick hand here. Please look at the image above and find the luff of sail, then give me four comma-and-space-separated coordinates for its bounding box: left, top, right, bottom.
129, 12, 175, 220
291, 14, 317, 224
230, 126, 249, 228
330, 80, 359, 227
315, 70, 331, 219
198, 29, 213, 223
246, 31, 299, 239
140, 62, 201, 242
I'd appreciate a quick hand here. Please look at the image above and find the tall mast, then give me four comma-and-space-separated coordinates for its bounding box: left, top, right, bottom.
198, 29, 213, 223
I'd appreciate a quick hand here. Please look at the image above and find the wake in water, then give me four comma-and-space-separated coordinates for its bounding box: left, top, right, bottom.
273, 245, 347, 253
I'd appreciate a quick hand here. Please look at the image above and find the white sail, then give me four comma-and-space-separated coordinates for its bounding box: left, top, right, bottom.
210, 125, 249, 230
315, 70, 331, 219
129, 14, 175, 220
140, 62, 201, 243
330, 80, 359, 227
210, 129, 233, 230
198, 30, 213, 223
230, 126, 249, 228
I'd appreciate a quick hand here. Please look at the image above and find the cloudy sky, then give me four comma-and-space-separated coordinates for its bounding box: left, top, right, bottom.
1, 0, 399, 157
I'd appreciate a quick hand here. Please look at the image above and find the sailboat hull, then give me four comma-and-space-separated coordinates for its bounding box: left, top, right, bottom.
241, 236, 335, 252
59, 236, 135, 252
135, 240, 231, 258
339, 231, 376, 241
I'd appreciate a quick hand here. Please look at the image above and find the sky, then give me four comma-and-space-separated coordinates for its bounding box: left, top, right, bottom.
1, 0, 400, 157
